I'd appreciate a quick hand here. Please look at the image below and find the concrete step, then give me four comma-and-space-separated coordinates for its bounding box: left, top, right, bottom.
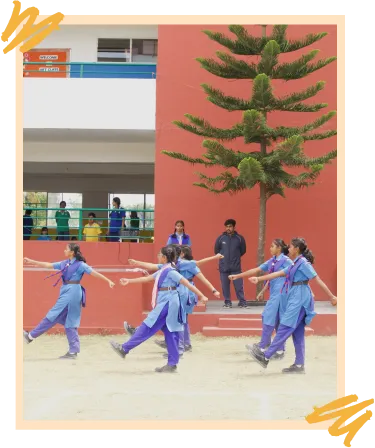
218, 317, 262, 328
202, 326, 314, 337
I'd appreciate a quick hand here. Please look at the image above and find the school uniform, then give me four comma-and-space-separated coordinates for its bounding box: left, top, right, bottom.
167, 233, 192, 246
23, 215, 33, 240
108, 208, 125, 242
28, 258, 92, 354
157, 259, 199, 352
121, 265, 185, 366
263, 256, 317, 366
177, 260, 200, 348
37, 235, 52, 241
258, 254, 293, 349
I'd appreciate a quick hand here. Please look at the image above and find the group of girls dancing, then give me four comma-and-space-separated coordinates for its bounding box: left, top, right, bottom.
23, 232, 337, 373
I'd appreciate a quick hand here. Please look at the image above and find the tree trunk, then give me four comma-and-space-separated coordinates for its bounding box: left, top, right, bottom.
256, 184, 267, 295
256, 138, 268, 296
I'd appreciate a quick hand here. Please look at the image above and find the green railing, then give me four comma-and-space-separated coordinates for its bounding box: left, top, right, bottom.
23, 61, 157, 79
22, 207, 154, 242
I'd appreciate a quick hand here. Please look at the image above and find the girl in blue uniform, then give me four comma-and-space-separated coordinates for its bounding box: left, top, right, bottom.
109, 246, 208, 373
229, 239, 292, 360
248, 237, 337, 374
124, 246, 221, 355
167, 220, 192, 246
175, 245, 221, 352
158, 245, 220, 356
23, 244, 115, 359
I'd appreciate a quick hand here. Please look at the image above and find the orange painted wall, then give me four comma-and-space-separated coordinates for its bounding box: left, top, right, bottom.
23, 241, 155, 331
23, 25, 337, 331
154, 25, 337, 299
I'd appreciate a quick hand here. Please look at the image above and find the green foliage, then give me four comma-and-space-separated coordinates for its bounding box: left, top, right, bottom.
162, 24, 337, 256
196, 38, 336, 81
202, 25, 328, 55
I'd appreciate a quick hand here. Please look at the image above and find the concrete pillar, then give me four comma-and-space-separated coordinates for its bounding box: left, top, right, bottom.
82, 191, 109, 219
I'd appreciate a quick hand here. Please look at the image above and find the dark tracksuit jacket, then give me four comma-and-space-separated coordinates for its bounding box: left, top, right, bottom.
214, 231, 247, 303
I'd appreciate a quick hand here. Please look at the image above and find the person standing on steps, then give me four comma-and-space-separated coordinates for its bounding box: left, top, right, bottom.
214, 219, 247, 308
55, 201, 71, 241
167, 220, 192, 246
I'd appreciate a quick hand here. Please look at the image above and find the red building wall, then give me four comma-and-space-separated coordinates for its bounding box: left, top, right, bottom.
154, 24, 337, 298
23, 25, 337, 332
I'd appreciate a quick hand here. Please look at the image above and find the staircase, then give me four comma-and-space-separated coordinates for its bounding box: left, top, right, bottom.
201, 315, 314, 337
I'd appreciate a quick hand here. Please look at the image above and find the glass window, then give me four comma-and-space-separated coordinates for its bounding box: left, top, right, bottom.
97, 38, 131, 62
131, 39, 158, 63
109, 194, 142, 228
145, 194, 155, 230
23, 191, 47, 229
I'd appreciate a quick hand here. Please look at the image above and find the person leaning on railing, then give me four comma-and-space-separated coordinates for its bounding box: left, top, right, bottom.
129, 211, 140, 243
23, 209, 34, 240
107, 197, 125, 242
55, 201, 70, 241
83, 212, 102, 242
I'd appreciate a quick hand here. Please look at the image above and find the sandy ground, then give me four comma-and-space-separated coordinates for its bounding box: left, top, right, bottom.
23, 334, 337, 421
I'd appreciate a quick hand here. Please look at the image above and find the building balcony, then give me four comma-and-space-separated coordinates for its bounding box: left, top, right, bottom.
23, 62, 156, 130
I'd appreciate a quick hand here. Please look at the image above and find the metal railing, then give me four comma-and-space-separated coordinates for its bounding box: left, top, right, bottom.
22, 207, 154, 242
23, 62, 157, 79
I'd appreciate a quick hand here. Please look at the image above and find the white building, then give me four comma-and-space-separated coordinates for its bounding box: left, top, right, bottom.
23, 25, 157, 221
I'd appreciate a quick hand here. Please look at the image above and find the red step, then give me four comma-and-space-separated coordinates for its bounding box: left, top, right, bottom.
195, 302, 207, 312
218, 317, 262, 328
202, 326, 314, 337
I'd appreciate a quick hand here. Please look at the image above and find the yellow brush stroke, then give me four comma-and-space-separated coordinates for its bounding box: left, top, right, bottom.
1, 1, 64, 54
306, 394, 374, 447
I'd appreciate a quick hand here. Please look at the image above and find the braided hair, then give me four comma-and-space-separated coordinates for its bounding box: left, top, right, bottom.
290, 237, 314, 264
273, 238, 289, 256
168, 244, 182, 258
172, 220, 186, 238
181, 245, 193, 260
160, 245, 177, 269
68, 243, 87, 263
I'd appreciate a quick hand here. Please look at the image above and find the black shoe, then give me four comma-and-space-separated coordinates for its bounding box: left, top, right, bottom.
155, 364, 177, 373
246, 343, 265, 356
59, 352, 77, 360
154, 339, 167, 349
237, 302, 248, 308
109, 340, 126, 359
282, 364, 305, 374
184, 344, 192, 352
271, 351, 285, 360
124, 321, 137, 336
223, 303, 232, 308
23, 330, 33, 344
249, 347, 269, 369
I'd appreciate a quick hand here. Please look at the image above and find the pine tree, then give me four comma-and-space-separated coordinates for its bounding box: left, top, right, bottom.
162, 25, 337, 294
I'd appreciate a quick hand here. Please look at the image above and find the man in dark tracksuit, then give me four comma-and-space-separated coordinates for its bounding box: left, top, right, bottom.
214, 219, 247, 308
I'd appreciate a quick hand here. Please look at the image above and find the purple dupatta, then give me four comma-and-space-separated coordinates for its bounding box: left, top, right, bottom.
44, 260, 86, 307
281, 255, 305, 294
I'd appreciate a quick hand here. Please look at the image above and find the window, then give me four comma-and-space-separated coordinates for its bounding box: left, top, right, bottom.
145, 194, 155, 230
131, 39, 158, 62
97, 38, 131, 62
97, 38, 158, 63
23, 191, 47, 229
108, 193, 154, 230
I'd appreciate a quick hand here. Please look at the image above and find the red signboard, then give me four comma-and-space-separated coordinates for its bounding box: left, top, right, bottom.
23, 49, 70, 78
